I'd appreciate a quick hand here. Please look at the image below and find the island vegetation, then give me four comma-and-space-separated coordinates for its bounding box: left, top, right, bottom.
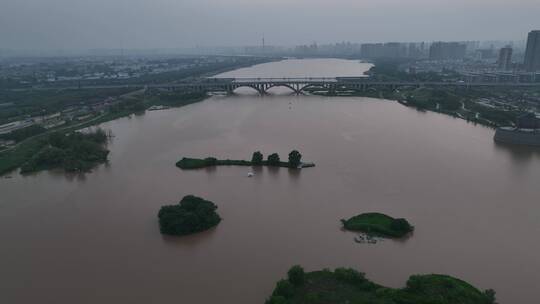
341, 212, 414, 238
176, 150, 315, 170
158, 195, 221, 236
18, 128, 110, 173
266, 265, 496, 304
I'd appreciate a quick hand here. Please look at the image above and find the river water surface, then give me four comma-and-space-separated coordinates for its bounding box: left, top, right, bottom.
1, 59, 540, 304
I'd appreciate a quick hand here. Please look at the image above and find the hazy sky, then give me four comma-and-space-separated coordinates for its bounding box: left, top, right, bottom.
1, 0, 539, 50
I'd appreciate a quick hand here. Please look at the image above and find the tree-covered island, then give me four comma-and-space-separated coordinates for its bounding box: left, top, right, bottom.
18, 128, 110, 174
266, 266, 496, 304
176, 150, 315, 170
341, 212, 414, 238
158, 195, 221, 236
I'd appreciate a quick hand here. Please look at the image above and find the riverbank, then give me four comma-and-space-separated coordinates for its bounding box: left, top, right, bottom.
0, 91, 208, 175
307, 87, 520, 129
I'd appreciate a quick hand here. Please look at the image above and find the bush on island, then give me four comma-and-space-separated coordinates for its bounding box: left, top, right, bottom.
267, 266, 497, 304
252, 151, 264, 165
158, 195, 221, 236
272, 279, 295, 299
341, 213, 413, 238
267, 153, 280, 166
288, 265, 305, 286
204, 157, 217, 166
288, 150, 302, 168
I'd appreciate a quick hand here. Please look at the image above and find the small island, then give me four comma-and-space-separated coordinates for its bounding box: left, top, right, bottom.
176, 150, 315, 170
341, 212, 414, 238
266, 266, 496, 304
158, 195, 221, 236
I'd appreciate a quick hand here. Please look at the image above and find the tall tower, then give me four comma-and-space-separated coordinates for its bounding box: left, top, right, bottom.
524, 30, 540, 71
498, 46, 513, 70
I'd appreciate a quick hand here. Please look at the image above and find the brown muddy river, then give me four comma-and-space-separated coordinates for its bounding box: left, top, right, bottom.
1, 59, 540, 304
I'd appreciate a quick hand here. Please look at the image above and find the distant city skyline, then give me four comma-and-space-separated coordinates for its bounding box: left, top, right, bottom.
0, 0, 539, 51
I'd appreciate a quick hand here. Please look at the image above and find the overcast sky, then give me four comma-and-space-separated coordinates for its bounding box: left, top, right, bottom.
1, 0, 539, 50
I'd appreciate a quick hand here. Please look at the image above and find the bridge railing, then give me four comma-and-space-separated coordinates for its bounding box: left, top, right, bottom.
230, 77, 340, 82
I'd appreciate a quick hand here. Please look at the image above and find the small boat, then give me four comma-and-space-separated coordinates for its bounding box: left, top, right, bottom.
247, 172, 254, 177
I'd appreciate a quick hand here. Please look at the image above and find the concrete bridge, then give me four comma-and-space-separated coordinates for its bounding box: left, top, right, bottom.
149, 77, 540, 95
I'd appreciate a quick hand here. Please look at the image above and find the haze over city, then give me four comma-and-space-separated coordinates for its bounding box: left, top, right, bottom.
1, 0, 540, 50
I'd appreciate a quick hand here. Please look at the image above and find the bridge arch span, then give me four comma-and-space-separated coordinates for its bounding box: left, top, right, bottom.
265, 84, 300, 95
232, 84, 264, 95
299, 83, 331, 93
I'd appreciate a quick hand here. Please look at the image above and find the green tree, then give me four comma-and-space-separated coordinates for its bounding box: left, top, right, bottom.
287, 265, 305, 286
273, 279, 294, 299
251, 151, 263, 165
265, 296, 287, 304
484, 289, 496, 304
334, 268, 366, 284
267, 153, 280, 166
204, 157, 217, 166
158, 195, 221, 236
288, 150, 302, 168
390, 218, 413, 234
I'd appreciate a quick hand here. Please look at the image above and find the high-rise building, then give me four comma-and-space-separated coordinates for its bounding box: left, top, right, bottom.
429, 42, 466, 60
498, 46, 513, 70
524, 30, 540, 71
360, 43, 407, 58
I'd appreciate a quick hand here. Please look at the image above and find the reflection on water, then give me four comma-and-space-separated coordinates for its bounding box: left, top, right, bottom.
161, 227, 218, 247
1, 59, 539, 304
494, 141, 540, 164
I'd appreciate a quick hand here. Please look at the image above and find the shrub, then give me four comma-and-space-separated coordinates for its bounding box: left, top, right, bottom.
334, 267, 366, 285
485, 289, 496, 304
342, 213, 413, 238
265, 295, 287, 304
390, 218, 413, 234
305, 292, 320, 302
158, 195, 221, 236
251, 151, 263, 165
273, 279, 294, 299
288, 150, 302, 168
204, 157, 217, 166
287, 265, 305, 286
267, 153, 280, 166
